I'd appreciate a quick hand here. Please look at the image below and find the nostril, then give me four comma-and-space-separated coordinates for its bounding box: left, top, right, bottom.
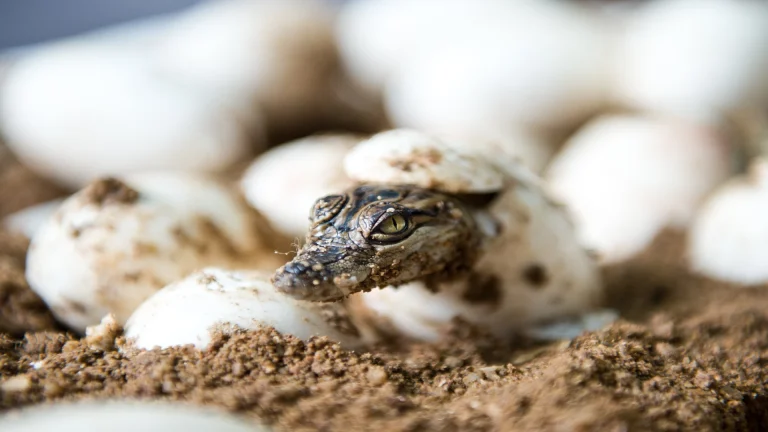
283, 260, 309, 275
272, 262, 327, 301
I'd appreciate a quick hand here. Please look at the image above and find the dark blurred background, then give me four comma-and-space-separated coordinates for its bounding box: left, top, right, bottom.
0, 0, 205, 49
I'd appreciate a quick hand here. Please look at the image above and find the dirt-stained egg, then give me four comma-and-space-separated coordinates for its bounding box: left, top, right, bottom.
125, 268, 364, 350
349, 186, 602, 342
25, 172, 283, 332
345, 138, 602, 342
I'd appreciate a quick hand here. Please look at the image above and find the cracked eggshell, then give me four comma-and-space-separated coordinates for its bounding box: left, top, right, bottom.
125, 268, 363, 350
545, 114, 734, 264
26, 173, 282, 332
344, 129, 506, 194
155, 0, 337, 133
0, 400, 268, 432
349, 175, 602, 342
688, 159, 768, 285
241, 134, 359, 240
0, 41, 261, 189
614, 0, 768, 121
382, 1, 612, 131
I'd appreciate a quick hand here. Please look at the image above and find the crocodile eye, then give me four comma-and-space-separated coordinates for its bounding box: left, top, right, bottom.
370, 213, 412, 242
378, 214, 407, 234
311, 194, 347, 224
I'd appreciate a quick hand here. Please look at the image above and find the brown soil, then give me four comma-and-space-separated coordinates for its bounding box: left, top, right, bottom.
0, 231, 58, 336
2, 230, 767, 431
0, 160, 767, 431
0, 149, 68, 220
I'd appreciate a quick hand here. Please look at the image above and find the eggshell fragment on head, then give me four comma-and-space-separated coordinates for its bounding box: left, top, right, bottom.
441, 127, 559, 175
545, 114, 734, 264
124, 268, 363, 351
613, 0, 768, 121
344, 129, 506, 194
688, 158, 768, 285
25, 173, 281, 332
349, 174, 602, 342
241, 134, 359, 240
0, 400, 270, 432
0, 42, 261, 189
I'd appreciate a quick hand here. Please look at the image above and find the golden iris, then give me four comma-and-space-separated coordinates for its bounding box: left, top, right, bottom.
378, 213, 408, 234
370, 213, 413, 243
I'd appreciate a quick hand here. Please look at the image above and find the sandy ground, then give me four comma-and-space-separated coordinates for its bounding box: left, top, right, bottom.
0, 153, 767, 431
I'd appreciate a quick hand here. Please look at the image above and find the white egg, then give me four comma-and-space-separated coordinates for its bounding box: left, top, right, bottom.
0, 400, 269, 432
155, 0, 338, 132
383, 1, 613, 131
689, 158, 768, 285
125, 268, 363, 350
26, 172, 281, 332
0, 41, 260, 189
614, 0, 768, 121
337, 0, 558, 94
241, 134, 359, 240
545, 114, 734, 264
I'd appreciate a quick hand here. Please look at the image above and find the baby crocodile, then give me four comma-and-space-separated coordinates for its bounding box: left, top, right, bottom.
271, 184, 484, 302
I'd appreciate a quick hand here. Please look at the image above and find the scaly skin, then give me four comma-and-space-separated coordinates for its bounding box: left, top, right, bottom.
272, 184, 482, 302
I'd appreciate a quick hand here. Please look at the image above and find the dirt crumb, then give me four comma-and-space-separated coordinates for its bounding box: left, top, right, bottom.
81, 178, 139, 206
83, 314, 121, 352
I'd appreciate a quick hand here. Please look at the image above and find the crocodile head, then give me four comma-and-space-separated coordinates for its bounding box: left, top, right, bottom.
272, 184, 481, 302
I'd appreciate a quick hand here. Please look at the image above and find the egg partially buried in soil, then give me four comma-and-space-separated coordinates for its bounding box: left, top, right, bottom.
274, 129, 603, 342
348, 177, 603, 343
124, 268, 363, 350
25, 173, 285, 332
